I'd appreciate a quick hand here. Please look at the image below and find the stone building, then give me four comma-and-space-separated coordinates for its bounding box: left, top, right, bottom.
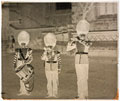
2, 2, 118, 51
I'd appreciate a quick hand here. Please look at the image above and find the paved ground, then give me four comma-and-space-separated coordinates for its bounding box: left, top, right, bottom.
2, 50, 117, 99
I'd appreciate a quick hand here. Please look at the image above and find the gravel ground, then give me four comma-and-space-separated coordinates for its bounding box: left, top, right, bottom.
2, 50, 118, 99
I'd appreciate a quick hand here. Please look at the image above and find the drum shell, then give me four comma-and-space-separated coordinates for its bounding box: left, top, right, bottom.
15, 64, 34, 83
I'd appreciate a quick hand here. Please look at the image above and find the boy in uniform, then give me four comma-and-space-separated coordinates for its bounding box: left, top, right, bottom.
41, 33, 61, 98
67, 20, 92, 99
13, 31, 34, 95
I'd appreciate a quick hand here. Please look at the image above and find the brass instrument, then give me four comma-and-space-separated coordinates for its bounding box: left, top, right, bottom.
71, 36, 92, 46
44, 46, 55, 61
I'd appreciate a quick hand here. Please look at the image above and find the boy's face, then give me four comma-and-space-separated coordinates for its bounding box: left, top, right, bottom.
46, 46, 53, 52
21, 43, 26, 48
80, 34, 86, 40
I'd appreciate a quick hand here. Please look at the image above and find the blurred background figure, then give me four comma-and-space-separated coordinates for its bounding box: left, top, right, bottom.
7, 35, 15, 53
11, 35, 15, 52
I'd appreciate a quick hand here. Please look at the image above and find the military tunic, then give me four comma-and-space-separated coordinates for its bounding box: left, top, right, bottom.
41, 50, 61, 97
67, 39, 91, 99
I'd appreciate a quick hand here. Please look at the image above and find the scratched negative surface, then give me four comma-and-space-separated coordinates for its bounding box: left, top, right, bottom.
2, 2, 118, 99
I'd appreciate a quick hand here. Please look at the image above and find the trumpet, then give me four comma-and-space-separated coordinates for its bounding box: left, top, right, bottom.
44, 46, 55, 60
70, 36, 92, 46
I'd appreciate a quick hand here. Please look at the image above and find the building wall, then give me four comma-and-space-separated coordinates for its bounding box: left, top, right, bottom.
9, 3, 72, 29
2, 4, 9, 41
2, 3, 118, 41
72, 3, 118, 31
2, 3, 118, 55
9, 3, 47, 28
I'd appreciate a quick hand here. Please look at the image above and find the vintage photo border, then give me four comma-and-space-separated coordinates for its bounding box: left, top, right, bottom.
0, 0, 119, 100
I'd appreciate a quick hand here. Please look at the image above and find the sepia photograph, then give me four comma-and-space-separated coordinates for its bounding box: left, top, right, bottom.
1, 2, 118, 100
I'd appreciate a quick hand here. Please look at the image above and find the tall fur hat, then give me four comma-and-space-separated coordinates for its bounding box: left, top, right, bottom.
44, 33, 57, 48
18, 31, 30, 46
76, 19, 90, 35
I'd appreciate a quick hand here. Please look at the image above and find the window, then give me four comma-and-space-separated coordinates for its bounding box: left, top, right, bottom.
56, 3, 71, 10
99, 3, 117, 16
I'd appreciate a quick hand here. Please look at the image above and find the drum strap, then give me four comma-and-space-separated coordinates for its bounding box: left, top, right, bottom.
19, 49, 27, 60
